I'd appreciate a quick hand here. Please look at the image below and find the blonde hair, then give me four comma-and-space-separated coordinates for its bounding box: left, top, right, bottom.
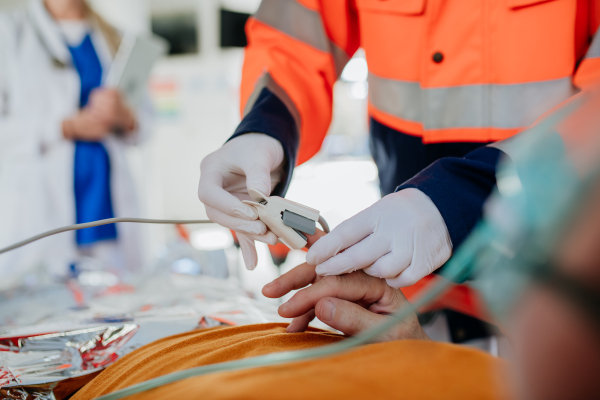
83, 1, 121, 55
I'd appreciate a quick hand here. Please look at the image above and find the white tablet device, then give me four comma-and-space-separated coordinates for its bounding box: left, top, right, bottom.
105, 34, 169, 108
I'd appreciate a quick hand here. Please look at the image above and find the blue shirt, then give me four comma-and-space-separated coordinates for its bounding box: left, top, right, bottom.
68, 34, 117, 246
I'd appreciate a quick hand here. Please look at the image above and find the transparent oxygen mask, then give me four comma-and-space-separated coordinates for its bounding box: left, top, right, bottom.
471, 89, 600, 323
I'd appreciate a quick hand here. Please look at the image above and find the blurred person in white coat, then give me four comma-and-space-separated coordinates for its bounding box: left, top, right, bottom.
0, 0, 152, 288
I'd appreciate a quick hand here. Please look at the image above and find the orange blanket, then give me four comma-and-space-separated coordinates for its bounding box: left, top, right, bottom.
73, 323, 512, 400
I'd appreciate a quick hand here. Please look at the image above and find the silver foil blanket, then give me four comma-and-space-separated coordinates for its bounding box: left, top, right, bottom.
0, 324, 138, 399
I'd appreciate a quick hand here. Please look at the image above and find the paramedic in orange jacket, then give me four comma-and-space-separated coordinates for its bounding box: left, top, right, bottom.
198, 0, 600, 275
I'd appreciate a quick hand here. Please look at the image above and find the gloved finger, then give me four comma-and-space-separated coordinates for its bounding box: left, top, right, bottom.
205, 206, 266, 236
305, 229, 327, 249
306, 209, 373, 265
314, 234, 388, 276
237, 232, 259, 270
278, 272, 387, 319
262, 262, 317, 299
410, 229, 452, 278
243, 231, 279, 246
242, 160, 274, 199
385, 264, 424, 288
198, 167, 258, 221
385, 231, 452, 288
363, 250, 412, 279
315, 297, 389, 340
286, 309, 315, 333
206, 207, 279, 245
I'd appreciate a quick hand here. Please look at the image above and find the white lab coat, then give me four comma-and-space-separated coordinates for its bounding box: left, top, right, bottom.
0, 0, 151, 288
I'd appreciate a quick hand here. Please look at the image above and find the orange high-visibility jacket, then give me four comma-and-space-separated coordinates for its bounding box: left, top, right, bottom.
240, 0, 600, 165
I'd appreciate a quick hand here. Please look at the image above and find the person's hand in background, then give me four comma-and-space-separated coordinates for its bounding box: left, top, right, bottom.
263, 262, 428, 341
307, 188, 452, 288
62, 88, 135, 141
86, 88, 135, 132
198, 133, 285, 270
62, 110, 112, 141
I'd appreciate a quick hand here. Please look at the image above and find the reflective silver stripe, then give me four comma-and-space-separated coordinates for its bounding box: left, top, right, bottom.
244, 72, 302, 131
331, 44, 351, 78
368, 76, 423, 123
254, 0, 350, 77
255, 0, 329, 53
585, 30, 600, 59
369, 74, 577, 129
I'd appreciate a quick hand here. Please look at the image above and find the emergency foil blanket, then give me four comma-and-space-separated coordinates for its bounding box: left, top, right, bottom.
0, 324, 138, 399
0, 273, 284, 399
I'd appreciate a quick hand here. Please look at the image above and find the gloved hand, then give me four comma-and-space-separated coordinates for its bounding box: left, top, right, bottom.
306, 188, 452, 288
198, 133, 284, 270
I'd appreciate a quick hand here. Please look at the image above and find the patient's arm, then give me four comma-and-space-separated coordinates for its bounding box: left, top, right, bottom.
263, 262, 428, 342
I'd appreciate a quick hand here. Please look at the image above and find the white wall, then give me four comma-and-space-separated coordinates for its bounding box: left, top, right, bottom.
89, 0, 150, 34
0, 0, 28, 11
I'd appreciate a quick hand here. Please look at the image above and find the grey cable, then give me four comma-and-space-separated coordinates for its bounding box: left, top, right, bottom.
318, 215, 330, 233
0, 218, 213, 256
0, 214, 333, 256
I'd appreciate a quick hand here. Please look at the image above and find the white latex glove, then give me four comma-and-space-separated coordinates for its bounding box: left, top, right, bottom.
306, 188, 453, 288
198, 133, 285, 270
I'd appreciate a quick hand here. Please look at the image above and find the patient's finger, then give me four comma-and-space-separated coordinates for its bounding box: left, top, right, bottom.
315, 297, 429, 342
262, 262, 317, 298
261, 230, 326, 298
286, 309, 315, 333
315, 297, 388, 340
278, 272, 387, 319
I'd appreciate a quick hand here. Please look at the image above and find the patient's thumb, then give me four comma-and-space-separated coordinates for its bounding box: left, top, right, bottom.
315, 297, 385, 339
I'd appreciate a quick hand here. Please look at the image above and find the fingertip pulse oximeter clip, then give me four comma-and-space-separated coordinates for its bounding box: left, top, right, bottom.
242, 189, 323, 249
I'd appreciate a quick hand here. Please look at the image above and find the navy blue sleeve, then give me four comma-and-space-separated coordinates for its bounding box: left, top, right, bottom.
228, 88, 299, 197
396, 146, 504, 249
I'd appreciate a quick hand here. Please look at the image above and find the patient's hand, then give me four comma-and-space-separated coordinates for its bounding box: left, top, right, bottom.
263, 258, 429, 342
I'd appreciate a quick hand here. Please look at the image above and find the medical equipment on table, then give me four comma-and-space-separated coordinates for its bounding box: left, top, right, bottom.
0, 264, 284, 399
